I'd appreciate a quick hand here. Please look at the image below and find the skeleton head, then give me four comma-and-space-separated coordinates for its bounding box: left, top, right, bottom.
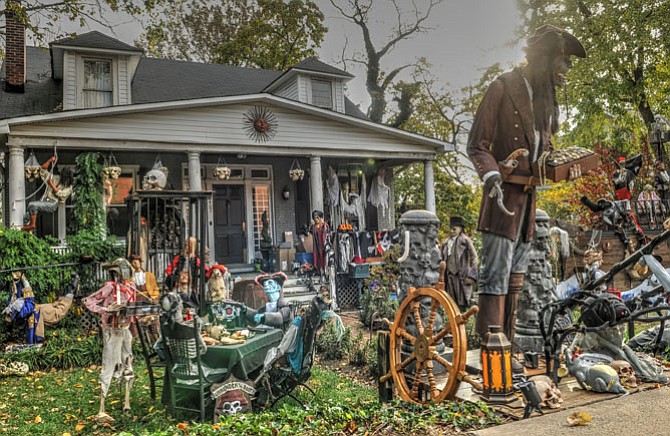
142, 168, 167, 190
610, 360, 637, 388
214, 166, 231, 180
530, 375, 564, 409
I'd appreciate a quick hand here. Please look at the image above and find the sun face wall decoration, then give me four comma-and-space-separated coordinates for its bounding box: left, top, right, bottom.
243, 106, 278, 143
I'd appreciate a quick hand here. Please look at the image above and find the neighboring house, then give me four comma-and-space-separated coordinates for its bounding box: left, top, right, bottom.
0, 17, 451, 269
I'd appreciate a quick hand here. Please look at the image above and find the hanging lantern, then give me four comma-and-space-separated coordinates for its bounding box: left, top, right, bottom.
480, 325, 515, 404
102, 152, 122, 180
213, 156, 231, 180
289, 159, 304, 181
24, 151, 41, 181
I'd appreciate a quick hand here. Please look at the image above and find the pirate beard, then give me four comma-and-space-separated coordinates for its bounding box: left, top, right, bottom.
526, 62, 561, 135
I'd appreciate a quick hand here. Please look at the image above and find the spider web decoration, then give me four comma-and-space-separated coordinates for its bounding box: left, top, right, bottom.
243, 106, 278, 143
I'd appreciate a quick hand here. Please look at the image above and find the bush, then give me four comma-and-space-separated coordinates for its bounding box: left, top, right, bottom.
1, 327, 102, 370
358, 283, 398, 327
316, 321, 352, 361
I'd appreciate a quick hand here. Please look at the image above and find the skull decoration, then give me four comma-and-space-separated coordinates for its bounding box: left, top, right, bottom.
214, 166, 232, 180
103, 166, 122, 180
530, 375, 564, 409
610, 360, 637, 388
221, 400, 242, 415
142, 168, 167, 190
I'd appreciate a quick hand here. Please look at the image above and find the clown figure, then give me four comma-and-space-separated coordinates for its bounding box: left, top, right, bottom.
244, 272, 293, 331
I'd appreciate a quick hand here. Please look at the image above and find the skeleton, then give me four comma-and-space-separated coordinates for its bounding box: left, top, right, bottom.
610, 360, 637, 388
530, 375, 564, 408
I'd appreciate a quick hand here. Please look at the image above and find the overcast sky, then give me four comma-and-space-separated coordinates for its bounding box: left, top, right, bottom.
55, 0, 524, 110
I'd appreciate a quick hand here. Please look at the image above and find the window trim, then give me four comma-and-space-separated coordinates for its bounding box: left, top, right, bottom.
310, 77, 334, 109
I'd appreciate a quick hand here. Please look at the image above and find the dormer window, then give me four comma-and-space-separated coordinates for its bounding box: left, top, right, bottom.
83, 58, 113, 108
311, 78, 333, 109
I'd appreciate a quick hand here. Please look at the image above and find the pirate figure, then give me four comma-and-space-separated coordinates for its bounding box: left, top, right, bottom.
244, 272, 293, 331
467, 24, 586, 369
83, 259, 137, 423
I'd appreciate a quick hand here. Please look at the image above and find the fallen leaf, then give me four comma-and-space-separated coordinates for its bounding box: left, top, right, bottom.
567, 411, 592, 427
75, 422, 85, 431
33, 415, 42, 424
62, 433, 72, 436
74, 383, 83, 389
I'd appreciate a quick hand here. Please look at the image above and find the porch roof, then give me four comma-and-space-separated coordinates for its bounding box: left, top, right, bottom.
1, 93, 454, 159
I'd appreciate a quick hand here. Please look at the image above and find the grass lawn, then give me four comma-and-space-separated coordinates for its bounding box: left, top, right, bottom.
0, 357, 499, 435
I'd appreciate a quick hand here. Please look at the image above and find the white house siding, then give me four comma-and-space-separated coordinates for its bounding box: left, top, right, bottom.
334, 81, 345, 113
118, 56, 130, 105
62, 51, 77, 110
8, 103, 437, 158
275, 81, 299, 101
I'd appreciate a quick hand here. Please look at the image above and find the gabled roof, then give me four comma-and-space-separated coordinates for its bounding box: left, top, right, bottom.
0, 47, 62, 119
291, 56, 353, 78
50, 30, 143, 53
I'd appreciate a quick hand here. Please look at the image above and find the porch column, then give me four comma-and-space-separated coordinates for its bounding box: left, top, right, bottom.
424, 158, 436, 213
309, 155, 324, 213
187, 151, 202, 191
8, 144, 26, 228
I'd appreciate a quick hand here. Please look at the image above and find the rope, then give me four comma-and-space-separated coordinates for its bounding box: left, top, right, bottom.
537, 150, 551, 186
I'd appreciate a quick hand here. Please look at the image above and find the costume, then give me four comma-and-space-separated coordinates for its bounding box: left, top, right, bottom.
130, 254, 160, 302
83, 260, 137, 421
244, 272, 294, 331
467, 24, 586, 343
310, 210, 330, 275
441, 217, 478, 310
3, 274, 73, 344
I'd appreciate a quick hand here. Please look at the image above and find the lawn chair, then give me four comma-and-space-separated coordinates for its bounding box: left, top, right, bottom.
161, 318, 227, 421
254, 294, 331, 408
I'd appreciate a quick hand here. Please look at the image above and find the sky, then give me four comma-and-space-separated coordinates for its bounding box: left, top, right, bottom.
53, 0, 525, 111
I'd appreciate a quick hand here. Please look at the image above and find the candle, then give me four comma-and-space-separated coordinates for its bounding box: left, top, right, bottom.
116, 284, 121, 305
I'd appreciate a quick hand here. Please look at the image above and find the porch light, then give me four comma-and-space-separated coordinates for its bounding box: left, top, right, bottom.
24, 151, 41, 181
214, 156, 231, 180
282, 186, 290, 200
289, 159, 304, 181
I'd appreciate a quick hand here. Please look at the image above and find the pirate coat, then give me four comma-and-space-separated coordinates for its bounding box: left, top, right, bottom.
467, 68, 555, 242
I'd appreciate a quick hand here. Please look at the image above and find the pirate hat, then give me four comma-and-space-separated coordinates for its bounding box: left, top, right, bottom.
206, 263, 227, 279
526, 24, 586, 58
255, 271, 288, 289
449, 216, 464, 229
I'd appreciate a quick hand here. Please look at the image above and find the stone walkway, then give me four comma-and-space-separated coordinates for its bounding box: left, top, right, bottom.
468, 385, 670, 436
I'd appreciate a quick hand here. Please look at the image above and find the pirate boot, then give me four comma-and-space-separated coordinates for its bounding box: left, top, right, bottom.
474, 293, 505, 340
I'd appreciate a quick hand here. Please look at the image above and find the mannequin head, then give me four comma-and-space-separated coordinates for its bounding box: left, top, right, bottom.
129, 254, 142, 272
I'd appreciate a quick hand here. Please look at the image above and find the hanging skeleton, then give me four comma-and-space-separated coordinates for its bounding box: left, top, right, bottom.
325, 166, 342, 229
367, 168, 390, 215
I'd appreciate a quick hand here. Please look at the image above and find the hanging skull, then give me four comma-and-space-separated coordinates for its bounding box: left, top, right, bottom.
142, 168, 167, 190
530, 375, 564, 409
610, 360, 637, 388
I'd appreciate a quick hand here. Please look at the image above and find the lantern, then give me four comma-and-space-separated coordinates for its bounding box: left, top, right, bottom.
480, 325, 515, 404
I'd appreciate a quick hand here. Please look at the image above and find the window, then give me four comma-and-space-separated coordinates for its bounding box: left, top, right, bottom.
83, 59, 113, 108
252, 185, 272, 253
311, 79, 333, 109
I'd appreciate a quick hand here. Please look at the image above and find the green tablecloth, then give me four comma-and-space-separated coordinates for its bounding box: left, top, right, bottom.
202, 328, 283, 380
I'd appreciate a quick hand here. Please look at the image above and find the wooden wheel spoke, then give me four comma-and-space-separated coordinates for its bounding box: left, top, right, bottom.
412, 302, 424, 335
432, 352, 454, 373
430, 323, 452, 345
410, 361, 423, 399
398, 352, 416, 371
426, 366, 440, 398
426, 299, 440, 332
395, 328, 416, 345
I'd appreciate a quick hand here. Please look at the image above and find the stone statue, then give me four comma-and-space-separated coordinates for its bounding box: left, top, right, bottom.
397, 210, 441, 300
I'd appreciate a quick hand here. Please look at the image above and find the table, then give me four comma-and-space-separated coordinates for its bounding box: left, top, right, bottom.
202, 328, 283, 380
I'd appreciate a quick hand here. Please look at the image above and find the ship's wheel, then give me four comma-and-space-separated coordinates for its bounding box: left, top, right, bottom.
379, 268, 479, 404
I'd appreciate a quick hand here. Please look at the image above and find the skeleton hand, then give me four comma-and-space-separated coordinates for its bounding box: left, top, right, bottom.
11, 298, 25, 313
105, 302, 125, 313
253, 313, 265, 324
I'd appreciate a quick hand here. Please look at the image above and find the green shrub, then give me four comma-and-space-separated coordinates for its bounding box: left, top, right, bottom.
316, 321, 352, 361
358, 282, 398, 327
1, 328, 102, 370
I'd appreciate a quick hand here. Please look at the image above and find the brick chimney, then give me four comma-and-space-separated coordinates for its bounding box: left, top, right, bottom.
4, 2, 26, 93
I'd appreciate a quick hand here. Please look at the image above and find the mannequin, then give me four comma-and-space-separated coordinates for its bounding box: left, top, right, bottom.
244, 272, 293, 331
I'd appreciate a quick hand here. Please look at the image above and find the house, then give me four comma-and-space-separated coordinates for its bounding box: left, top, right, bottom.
0, 14, 451, 273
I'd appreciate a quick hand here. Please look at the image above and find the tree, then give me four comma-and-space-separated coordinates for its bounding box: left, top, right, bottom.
1, 0, 164, 50
137, 0, 326, 70
515, 0, 670, 157
328, 0, 442, 124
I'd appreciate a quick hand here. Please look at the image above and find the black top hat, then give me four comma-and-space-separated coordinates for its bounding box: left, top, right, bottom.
450, 216, 464, 229
255, 271, 288, 289
526, 24, 586, 58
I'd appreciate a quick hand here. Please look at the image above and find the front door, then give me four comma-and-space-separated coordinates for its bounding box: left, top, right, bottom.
214, 185, 246, 264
